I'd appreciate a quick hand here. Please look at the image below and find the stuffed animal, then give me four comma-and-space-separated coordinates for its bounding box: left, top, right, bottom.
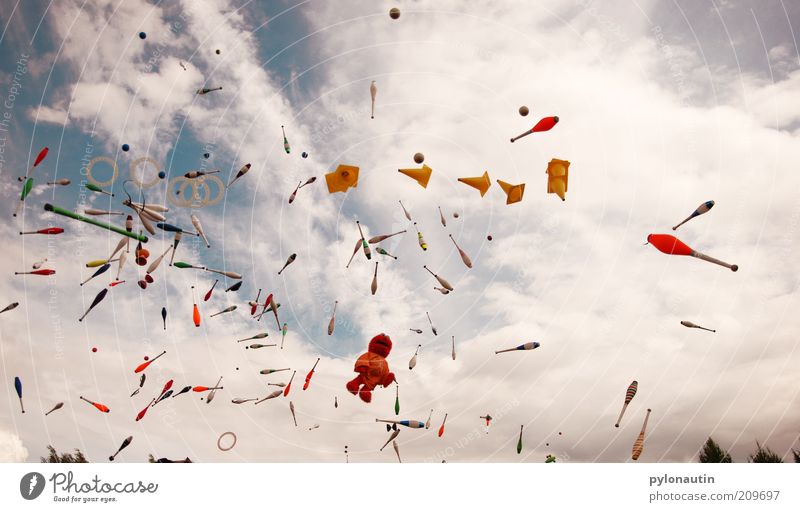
346, 333, 396, 403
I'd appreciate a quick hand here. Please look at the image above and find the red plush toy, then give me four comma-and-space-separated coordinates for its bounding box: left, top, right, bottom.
346, 333, 396, 403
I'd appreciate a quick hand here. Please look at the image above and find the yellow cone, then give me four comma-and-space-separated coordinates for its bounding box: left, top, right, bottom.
325, 164, 360, 193
398, 164, 432, 188
496, 180, 525, 205
546, 159, 569, 201
458, 171, 491, 197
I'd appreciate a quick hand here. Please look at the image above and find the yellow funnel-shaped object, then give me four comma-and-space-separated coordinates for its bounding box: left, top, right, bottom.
546, 159, 569, 201
325, 164, 360, 193
458, 171, 491, 197
398, 164, 432, 188
496, 180, 526, 205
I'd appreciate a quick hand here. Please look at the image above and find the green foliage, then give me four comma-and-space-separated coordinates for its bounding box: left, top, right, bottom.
40, 445, 88, 463
698, 437, 732, 463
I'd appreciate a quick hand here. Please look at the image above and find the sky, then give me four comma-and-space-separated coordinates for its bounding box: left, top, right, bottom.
0, 0, 799, 463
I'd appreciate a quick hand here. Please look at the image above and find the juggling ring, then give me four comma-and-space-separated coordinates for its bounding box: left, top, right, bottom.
201, 176, 224, 206
167, 176, 208, 207
167, 175, 224, 208
217, 431, 237, 451
128, 157, 162, 189
171, 176, 217, 207
86, 157, 119, 188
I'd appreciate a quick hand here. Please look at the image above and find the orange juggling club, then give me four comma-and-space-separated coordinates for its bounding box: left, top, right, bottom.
158, 380, 174, 400
31, 147, 49, 171
250, 289, 261, 315
134, 350, 166, 373
79, 395, 110, 413
192, 385, 223, 392
510, 116, 559, 142
19, 227, 64, 235
15, 269, 56, 276
135, 399, 155, 422
191, 286, 201, 327
283, 370, 296, 397
647, 234, 738, 272
438, 413, 448, 438
303, 358, 320, 391
204, 280, 217, 302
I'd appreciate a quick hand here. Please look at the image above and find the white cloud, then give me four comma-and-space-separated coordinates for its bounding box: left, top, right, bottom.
3, 0, 799, 463
0, 429, 28, 462
27, 105, 69, 126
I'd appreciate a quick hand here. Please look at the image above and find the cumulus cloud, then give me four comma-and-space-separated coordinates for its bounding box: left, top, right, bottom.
0, 430, 29, 462
27, 105, 69, 126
